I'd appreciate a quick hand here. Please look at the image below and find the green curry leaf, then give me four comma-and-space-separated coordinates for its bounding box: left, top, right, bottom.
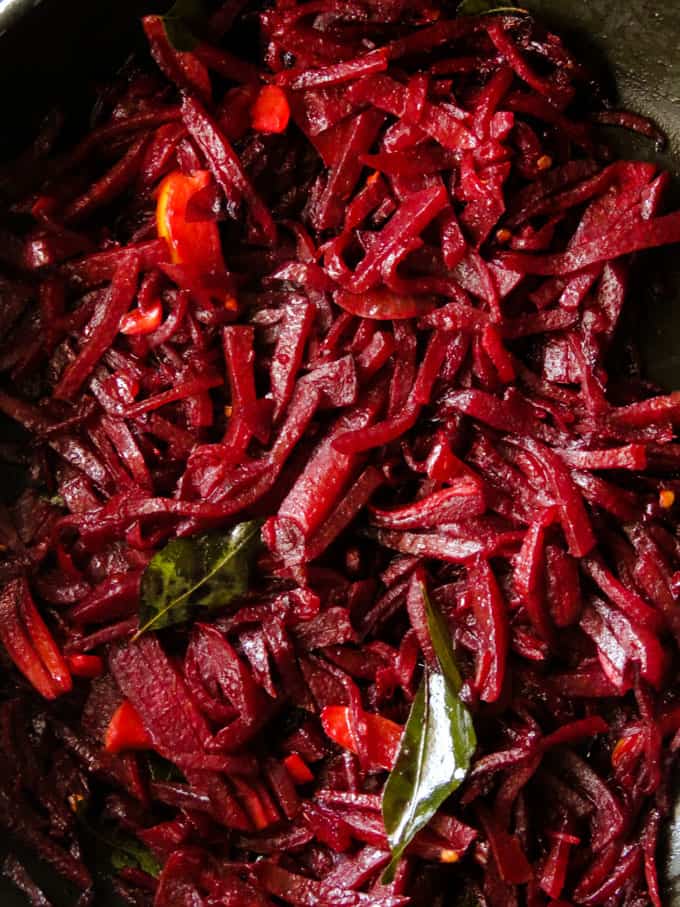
135, 520, 262, 637
108, 835, 162, 878
161, 0, 207, 51
381, 587, 476, 882
423, 582, 464, 693
147, 752, 185, 783
76, 805, 161, 882
456, 0, 528, 15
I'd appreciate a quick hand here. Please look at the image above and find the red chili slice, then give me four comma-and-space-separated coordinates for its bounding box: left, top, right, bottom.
250, 85, 290, 132
105, 700, 153, 754
156, 169, 225, 275
283, 753, 314, 785
120, 299, 163, 336
66, 654, 105, 678
321, 705, 403, 771
251, 85, 291, 134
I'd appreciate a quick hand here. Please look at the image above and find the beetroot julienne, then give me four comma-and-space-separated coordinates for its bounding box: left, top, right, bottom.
1, 1, 680, 905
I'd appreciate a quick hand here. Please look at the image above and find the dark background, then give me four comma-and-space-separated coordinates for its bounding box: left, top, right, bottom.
0, 0, 678, 903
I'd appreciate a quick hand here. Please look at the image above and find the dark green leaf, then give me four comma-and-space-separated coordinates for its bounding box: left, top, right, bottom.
381, 589, 476, 882
135, 520, 262, 637
78, 809, 161, 881
457, 0, 528, 15
42, 492, 66, 508
161, 0, 207, 51
147, 752, 185, 783
108, 835, 161, 878
422, 582, 463, 693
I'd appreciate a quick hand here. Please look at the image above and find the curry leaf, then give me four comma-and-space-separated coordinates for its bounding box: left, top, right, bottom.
161, 0, 207, 51
457, 0, 528, 15
135, 520, 262, 637
147, 751, 185, 783
422, 582, 464, 693
42, 492, 66, 508
77, 806, 161, 881
108, 834, 162, 878
423, 585, 476, 771
381, 589, 476, 882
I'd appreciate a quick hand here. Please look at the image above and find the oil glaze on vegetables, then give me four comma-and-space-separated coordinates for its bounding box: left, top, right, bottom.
0, 1, 679, 905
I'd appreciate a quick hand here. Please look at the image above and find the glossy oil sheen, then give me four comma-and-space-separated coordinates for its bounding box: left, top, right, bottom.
0, 1, 678, 904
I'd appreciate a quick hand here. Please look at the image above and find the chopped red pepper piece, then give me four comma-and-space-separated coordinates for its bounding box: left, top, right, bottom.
156, 169, 225, 275
284, 753, 314, 785
251, 85, 291, 134
659, 488, 675, 509
320, 705, 403, 771
66, 654, 105, 679
120, 300, 163, 336
105, 700, 153, 754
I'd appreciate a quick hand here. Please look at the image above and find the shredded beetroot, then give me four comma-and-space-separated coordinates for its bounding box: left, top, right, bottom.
1, 2, 680, 905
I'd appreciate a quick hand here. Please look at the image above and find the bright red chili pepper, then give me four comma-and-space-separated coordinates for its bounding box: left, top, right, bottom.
251, 85, 291, 134
659, 488, 675, 509
320, 705, 403, 771
105, 700, 153, 754
284, 753, 314, 785
120, 300, 163, 336
156, 169, 225, 275
66, 654, 105, 679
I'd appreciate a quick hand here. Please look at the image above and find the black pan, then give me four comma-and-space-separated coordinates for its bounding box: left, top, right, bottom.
0, 1, 678, 903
